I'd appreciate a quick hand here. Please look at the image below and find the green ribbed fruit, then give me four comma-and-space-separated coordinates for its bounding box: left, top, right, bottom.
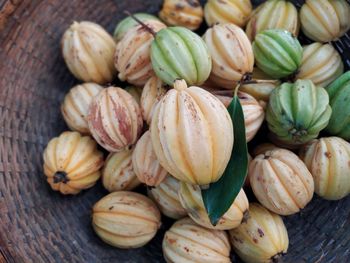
266, 79, 332, 145
253, 29, 302, 79
151, 27, 212, 86
113, 13, 160, 42
325, 71, 350, 140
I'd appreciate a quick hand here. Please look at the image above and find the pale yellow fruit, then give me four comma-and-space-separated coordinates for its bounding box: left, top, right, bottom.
102, 150, 140, 192
246, 0, 299, 41
203, 23, 254, 89
249, 148, 314, 215
43, 131, 104, 195
125, 86, 143, 104
61, 83, 103, 134
240, 68, 279, 102
229, 203, 289, 263
92, 191, 161, 249
296, 42, 344, 88
203, 90, 264, 142
238, 92, 265, 142
204, 0, 252, 27
151, 80, 234, 185
148, 176, 187, 219
87, 87, 143, 152
179, 183, 249, 230
300, 0, 350, 42
159, 0, 203, 30
132, 131, 168, 186
300, 137, 350, 200
203, 67, 278, 102
240, 81, 277, 102
62, 21, 116, 84
141, 76, 168, 124
114, 20, 166, 86
163, 217, 231, 263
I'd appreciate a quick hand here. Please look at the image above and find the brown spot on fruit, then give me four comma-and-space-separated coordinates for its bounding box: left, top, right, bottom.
238, 94, 248, 100
109, 206, 114, 210
253, 238, 258, 243
257, 228, 264, 237
232, 236, 243, 244
112, 100, 132, 143
324, 152, 332, 158
89, 101, 119, 148
184, 247, 190, 253
251, 18, 257, 39
168, 238, 177, 244
183, 94, 199, 120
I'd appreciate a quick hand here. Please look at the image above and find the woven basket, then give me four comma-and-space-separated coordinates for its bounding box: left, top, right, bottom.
0, 0, 349, 262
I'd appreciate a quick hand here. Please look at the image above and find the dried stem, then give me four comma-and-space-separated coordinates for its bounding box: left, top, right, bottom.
234, 83, 240, 97
53, 171, 69, 184
234, 72, 253, 97
231, 72, 278, 94
124, 11, 156, 37
242, 79, 278, 85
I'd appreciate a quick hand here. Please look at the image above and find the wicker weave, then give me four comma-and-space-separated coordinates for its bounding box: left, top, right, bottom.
0, 0, 349, 262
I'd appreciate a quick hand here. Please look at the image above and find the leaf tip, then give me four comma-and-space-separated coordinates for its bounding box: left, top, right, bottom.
208, 214, 220, 226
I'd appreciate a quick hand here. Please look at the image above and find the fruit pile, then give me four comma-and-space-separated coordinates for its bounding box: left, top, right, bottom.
43, 0, 350, 262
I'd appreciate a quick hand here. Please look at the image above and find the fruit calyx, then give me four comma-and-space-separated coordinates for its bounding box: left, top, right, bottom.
240, 72, 253, 84
271, 252, 285, 263
53, 171, 69, 184
281, 70, 299, 83
289, 128, 308, 142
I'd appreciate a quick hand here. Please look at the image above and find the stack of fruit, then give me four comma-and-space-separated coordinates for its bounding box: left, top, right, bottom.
43, 0, 350, 262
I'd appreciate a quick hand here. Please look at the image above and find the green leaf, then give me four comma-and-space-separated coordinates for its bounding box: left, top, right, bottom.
201, 95, 248, 226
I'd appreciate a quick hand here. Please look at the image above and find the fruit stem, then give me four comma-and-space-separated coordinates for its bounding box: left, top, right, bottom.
53, 171, 69, 184
124, 11, 156, 37
242, 79, 278, 85
234, 83, 240, 97
173, 79, 188, 91
71, 21, 80, 30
